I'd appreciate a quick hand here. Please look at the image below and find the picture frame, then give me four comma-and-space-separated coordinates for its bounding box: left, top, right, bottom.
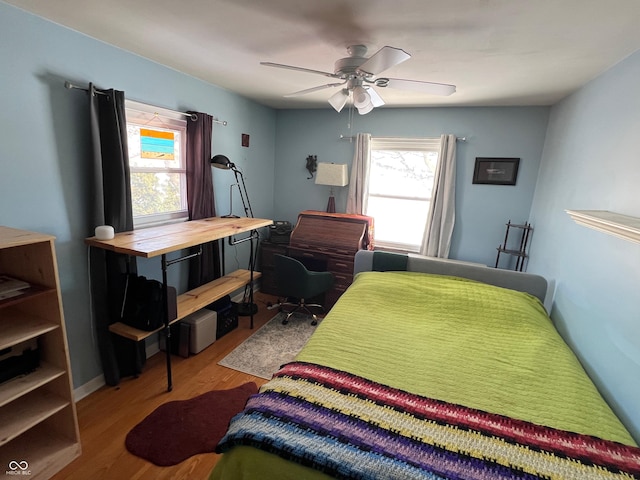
472, 157, 520, 185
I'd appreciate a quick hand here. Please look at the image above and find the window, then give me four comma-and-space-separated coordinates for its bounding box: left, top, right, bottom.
365, 137, 440, 252
125, 100, 188, 227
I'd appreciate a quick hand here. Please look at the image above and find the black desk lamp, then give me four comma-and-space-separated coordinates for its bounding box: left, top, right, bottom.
211, 154, 258, 316
211, 154, 254, 218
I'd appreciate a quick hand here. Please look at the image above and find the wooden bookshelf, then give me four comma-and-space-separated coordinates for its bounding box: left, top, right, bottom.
0, 226, 81, 479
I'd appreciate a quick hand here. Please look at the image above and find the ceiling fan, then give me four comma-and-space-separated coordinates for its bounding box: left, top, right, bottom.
261, 45, 456, 114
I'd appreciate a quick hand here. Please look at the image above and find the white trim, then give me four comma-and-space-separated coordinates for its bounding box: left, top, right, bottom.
368, 192, 430, 202
566, 210, 640, 244
125, 99, 186, 121
371, 137, 441, 150
374, 241, 421, 253
73, 340, 161, 402
73, 374, 105, 402
134, 211, 188, 229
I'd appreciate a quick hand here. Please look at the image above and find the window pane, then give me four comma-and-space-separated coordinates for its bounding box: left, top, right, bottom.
125, 106, 188, 226
130, 172, 183, 217
127, 125, 182, 170
367, 196, 430, 249
369, 150, 437, 198
365, 139, 440, 252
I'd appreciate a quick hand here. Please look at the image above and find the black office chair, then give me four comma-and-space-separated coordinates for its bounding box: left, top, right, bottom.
269, 254, 334, 325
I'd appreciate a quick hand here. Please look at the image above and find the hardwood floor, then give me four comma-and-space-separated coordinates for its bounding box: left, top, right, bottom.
52, 292, 279, 480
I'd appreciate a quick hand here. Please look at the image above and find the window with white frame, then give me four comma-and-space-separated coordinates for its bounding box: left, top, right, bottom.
365, 137, 440, 252
125, 100, 188, 227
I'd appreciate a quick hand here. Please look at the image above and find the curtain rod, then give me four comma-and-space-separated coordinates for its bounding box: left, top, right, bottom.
339, 134, 467, 142
64, 81, 228, 126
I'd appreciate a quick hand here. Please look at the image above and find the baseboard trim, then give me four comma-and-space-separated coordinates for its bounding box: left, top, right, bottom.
146, 338, 160, 357
74, 374, 106, 402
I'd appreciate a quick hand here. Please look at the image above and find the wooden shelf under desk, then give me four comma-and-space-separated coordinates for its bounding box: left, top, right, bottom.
108, 269, 260, 342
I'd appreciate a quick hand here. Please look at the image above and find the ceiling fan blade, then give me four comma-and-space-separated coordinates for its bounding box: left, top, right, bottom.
261, 62, 339, 79
284, 82, 346, 97
384, 78, 456, 96
357, 46, 410, 76
366, 87, 385, 107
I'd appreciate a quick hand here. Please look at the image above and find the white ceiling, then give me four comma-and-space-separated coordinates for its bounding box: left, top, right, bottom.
7, 0, 640, 109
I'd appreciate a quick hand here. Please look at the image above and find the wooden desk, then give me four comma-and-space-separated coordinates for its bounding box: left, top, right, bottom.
288, 211, 373, 308
86, 216, 273, 390
85, 217, 272, 258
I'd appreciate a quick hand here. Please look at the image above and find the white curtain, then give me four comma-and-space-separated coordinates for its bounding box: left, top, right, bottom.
421, 134, 457, 258
346, 133, 371, 215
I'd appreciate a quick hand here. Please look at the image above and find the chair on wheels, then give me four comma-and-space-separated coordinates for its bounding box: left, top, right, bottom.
270, 254, 334, 326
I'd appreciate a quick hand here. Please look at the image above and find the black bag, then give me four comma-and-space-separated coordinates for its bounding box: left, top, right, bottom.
121, 274, 165, 331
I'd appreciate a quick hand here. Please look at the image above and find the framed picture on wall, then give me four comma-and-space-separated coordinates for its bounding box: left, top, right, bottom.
473, 157, 520, 185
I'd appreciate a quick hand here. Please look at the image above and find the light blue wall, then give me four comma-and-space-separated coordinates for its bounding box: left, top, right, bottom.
0, 2, 276, 389
528, 51, 640, 441
273, 107, 549, 265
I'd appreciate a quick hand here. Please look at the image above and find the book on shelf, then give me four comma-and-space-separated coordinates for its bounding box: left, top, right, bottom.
0, 274, 31, 300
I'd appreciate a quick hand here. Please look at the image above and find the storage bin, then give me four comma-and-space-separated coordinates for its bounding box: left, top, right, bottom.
182, 308, 217, 354
206, 295, 239, 339
216, 304, 238, 338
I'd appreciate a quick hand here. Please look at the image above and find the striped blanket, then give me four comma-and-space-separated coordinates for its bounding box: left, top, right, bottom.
216, 362, 640, 480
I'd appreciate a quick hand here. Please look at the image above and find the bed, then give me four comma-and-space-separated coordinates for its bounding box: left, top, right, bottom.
211, 251, 640, 480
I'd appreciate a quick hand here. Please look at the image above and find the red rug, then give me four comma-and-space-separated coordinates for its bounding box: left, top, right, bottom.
125, 382, 258, 466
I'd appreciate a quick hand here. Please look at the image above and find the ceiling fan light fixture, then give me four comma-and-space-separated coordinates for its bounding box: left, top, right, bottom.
352, 86, 371, 109
357, 102, 374, 115
328, 89, 349, 112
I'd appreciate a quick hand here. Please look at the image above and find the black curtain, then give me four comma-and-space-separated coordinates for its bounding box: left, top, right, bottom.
88, 84, 144, 386
186, 112, 221, 287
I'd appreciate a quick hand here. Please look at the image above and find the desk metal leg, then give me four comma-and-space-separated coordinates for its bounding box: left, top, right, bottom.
228, 230, 259, 329
159, 247, 202, 391
161, 254, 172, 392
249, 234, 255, 329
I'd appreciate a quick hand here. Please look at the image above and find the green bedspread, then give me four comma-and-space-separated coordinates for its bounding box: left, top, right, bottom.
211, 271, 636, 480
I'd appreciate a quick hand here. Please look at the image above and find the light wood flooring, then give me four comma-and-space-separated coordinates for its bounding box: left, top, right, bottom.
51, 292, 279, 480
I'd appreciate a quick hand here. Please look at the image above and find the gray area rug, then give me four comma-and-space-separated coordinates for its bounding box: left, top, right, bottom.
218, 312, 320, 379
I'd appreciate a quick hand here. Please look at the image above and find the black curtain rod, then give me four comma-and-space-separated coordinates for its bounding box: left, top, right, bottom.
65, 81, 109, 96
64, 81, 228, 125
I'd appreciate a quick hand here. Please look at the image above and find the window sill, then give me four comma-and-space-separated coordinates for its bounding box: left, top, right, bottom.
374, 243, 420, 254
134, 215, 188, 230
